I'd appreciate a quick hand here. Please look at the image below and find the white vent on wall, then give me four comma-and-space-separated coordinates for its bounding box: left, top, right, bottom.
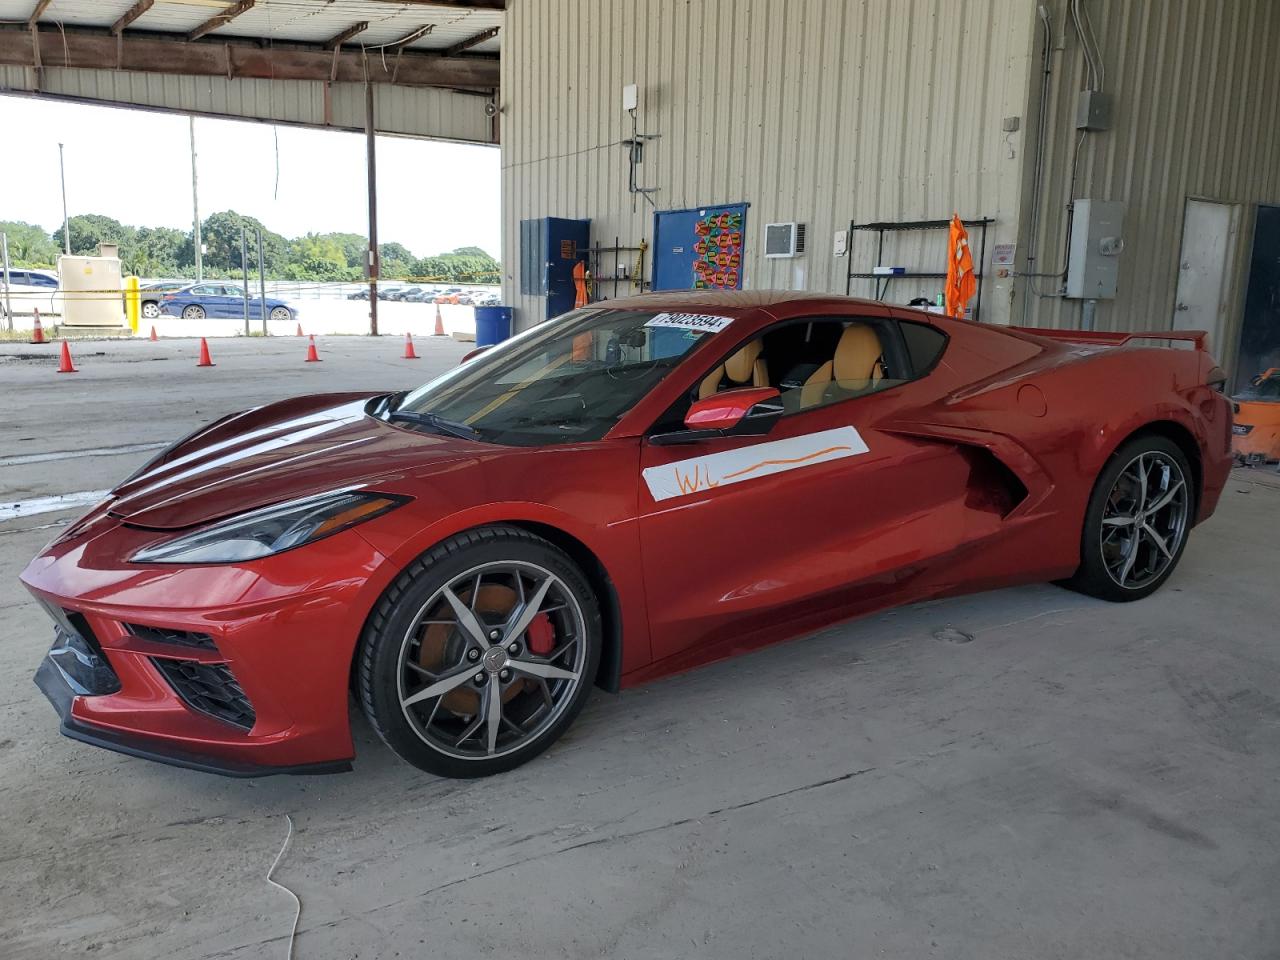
764, 222, 805, 258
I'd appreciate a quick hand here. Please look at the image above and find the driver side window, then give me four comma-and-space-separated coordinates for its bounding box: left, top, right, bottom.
673, 316, 947, 422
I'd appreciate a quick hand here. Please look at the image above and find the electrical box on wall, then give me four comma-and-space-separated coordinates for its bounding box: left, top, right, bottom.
1075, 90, 1112, 131
1065, 199, 1125, 299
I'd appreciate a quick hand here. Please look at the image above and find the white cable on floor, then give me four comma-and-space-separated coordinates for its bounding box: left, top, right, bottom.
266, 814, 301, 960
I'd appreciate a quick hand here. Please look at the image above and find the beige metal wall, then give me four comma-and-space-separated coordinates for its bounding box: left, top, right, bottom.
1016, 0, 1280, 372
0, 66, 495, 142
501, 0, 1039, 329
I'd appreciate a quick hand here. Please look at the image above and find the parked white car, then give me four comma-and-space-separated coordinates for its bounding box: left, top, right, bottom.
0, 268, 62, 320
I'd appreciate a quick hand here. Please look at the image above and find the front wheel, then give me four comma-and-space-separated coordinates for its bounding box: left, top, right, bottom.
1066, 435, 1194, 602
358, 526, 602, 778
269, 306, 292, 323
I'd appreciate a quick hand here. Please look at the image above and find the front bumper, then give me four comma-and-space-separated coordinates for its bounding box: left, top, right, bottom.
21, 507, 394, 777
34, 642, 348, 777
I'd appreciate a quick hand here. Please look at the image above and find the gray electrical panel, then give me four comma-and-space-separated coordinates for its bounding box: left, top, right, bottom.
1075, 90, 1112, 131
1065, 199, 1125, 300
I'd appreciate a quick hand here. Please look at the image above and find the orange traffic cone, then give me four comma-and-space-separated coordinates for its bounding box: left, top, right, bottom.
196, 337, 215, 367
403, 332, 419, 359
31, 309, 47, 344
433, 304, 446, 337
149, 325, 158, 342
57, 339, 78, 374
305, 335, 321, 362
295, 322, 303, 337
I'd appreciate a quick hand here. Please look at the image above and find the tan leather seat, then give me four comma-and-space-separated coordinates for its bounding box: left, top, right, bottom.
799, 324, 884, 408
698, 338, 769, 399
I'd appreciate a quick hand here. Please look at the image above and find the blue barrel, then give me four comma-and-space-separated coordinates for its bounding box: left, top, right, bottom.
474, 306, 512, 347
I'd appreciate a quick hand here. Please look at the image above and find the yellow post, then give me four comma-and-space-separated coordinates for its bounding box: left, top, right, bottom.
124, 275, 140, 333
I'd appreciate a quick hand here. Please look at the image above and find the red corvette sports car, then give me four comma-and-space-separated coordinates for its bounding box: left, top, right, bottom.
22, 292, 1233, 778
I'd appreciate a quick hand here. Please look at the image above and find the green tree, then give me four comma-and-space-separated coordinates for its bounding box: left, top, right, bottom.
0, 221, 59, 267
200, 211, 288, 275
127, 226, 190, 277
285, 232, 357, 282
52, 214, 137, 260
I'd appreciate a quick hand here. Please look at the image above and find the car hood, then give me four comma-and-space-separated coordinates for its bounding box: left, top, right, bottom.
107, 393, 484, 529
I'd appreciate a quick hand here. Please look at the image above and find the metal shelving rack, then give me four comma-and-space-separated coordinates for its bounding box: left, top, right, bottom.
844, 217, 993, 321
585, 238, 647, 302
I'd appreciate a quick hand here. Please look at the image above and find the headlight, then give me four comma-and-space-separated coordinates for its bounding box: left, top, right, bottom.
130, 490, 407, 564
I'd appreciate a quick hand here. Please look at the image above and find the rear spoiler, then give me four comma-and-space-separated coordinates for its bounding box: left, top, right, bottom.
1009, 326, 1209, 351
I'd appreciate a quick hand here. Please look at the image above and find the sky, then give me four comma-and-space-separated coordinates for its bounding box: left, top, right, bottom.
0, 94, 501, 260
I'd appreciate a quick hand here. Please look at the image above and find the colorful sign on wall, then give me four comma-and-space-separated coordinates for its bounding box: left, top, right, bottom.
692, 209, 744, 290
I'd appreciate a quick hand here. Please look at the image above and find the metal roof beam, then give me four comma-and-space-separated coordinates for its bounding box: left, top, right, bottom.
364, 1, 505, 8
442, 26, 499, 57
0, 27, 500, 89
111, 0, 155, 36
324, 21, 369, 50
26, 0, 51, 29
187, 0, 256, 43
383, 24, 435, 51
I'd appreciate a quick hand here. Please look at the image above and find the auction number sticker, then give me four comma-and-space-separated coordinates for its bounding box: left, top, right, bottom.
645, 312, 735, 334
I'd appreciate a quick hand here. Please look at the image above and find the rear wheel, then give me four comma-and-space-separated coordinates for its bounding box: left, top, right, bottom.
269, 306, 292, 323
1067, 435, 1194, 602
181, 304, 205, 320
141, 301, 161, 319
358, 526, 601, 778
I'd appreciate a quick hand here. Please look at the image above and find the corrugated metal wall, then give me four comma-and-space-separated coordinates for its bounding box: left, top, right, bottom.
0, 66, 493, 142
501, 0, 1038, 328
1017, 0, 1280, 374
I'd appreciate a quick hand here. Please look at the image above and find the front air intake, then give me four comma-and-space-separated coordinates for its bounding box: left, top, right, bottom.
151, 658, 255, 731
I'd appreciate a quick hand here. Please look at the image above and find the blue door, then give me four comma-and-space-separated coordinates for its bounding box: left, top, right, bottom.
652, 203, 748, 292
542, 218, 590, 320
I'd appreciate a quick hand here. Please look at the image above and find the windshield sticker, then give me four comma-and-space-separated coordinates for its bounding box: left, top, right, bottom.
643, 427, 869, 502
645, 312, 735, 334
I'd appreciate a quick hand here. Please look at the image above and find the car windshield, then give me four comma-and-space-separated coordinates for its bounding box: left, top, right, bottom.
388, 307, 722, 446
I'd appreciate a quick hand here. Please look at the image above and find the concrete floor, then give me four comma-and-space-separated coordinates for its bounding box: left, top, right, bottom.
2, 336, 1279, 959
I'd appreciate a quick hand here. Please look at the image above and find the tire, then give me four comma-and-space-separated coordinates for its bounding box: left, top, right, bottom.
358, 526, 602, 778
1066, 434, 1195, 602
141, 301, 161, 320
270, 306, 292, 323
182, 304, 206, 320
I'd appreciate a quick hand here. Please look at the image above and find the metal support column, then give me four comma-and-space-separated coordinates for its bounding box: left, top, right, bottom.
191, 116, 203, 282
365, 77, 380, 336
240, 226, 250, 336
256, 228, 267, 335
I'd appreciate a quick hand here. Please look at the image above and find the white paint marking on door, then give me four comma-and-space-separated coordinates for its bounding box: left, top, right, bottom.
0, 490, 110, 522
642, 426, 869, 502
0, 442, 167, 468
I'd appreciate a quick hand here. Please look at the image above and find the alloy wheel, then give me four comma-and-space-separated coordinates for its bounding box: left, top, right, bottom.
396, 560, 587, 761
1099, 451, 1190, 590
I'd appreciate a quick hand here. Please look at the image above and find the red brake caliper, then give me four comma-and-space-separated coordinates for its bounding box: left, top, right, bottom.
526, 613, 556, 656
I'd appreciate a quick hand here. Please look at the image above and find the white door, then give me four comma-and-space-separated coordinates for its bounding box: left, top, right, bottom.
1173, 199, 1242, 356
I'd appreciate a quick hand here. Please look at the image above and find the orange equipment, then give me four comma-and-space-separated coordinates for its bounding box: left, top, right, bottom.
1232, 368, 1280, 464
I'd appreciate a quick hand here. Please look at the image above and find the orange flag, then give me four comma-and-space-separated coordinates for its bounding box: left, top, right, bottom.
945, 214, 977, 319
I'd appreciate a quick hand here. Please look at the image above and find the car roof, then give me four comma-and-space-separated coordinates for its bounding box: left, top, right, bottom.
598, 289, 881, 313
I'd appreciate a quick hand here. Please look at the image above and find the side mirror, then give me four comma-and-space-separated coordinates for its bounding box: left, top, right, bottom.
651, 387, 783, 446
